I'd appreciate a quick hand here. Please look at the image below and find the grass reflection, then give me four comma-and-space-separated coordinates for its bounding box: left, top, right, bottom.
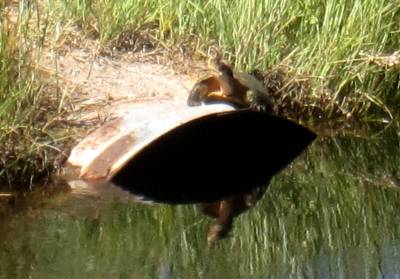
1, 129, 400, 278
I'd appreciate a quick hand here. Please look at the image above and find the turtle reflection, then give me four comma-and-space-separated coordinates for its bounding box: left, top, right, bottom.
67, 178, 269, 245
200, 184, 268, 245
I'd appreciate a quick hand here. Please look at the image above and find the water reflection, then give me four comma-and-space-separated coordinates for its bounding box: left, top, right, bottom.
200, 184, 268, 245
1, 128, 400, 278
64, 178, 269, 246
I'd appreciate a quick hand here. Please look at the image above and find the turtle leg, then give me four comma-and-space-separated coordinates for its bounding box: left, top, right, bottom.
202, 74, 249, 108
187, 76, 220, 106
206, 199, 234, 245
217, 68, 249, 108
203, 92, 248, 109
200, 201, 222, 219
187, 70, 250, 109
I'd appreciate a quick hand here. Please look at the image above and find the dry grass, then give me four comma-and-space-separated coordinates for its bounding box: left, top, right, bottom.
46, 0, 400, 122
1, 0, 400, 188
0, 2, 72, 188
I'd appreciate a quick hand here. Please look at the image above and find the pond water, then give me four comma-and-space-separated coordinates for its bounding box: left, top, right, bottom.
1, 128, 400, 279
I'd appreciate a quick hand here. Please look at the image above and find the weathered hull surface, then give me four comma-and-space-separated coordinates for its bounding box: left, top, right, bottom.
67, 102, 236, 179
67, 102, 316, 203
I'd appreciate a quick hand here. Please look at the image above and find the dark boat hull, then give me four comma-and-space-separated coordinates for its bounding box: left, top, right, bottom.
111, 109, 316, 203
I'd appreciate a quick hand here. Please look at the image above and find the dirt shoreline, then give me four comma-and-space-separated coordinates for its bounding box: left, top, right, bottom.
39, 45, 201, 131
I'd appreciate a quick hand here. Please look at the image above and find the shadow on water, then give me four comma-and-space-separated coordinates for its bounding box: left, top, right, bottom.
1, 127, 400, 278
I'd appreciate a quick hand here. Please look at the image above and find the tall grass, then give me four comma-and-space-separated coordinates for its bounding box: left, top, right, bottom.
0, 2, 66, 188
48, 0, 400, 120
1, 0, 399, 187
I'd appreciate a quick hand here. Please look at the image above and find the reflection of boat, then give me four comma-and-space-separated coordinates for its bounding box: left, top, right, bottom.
67, 101, 316, 244
67, 101, 316, 204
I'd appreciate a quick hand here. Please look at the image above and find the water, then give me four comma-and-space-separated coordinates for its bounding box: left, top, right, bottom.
1, 128, 400, 279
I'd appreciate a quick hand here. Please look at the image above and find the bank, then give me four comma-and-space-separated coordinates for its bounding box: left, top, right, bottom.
1, 0, 399, 189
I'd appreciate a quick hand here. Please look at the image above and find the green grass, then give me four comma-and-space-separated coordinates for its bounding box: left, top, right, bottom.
48, 0, 400, 121
1, 0, 400, 187
0, 2, 67, 188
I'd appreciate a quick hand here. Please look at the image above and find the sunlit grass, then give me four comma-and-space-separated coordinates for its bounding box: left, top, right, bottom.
48, 0, 400, 120
1, 0, 400, 186
0, 2, 66, 187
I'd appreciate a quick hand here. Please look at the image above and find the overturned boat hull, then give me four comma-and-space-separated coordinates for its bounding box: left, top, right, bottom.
67, 102, 316, 203
111, 109, 316, 203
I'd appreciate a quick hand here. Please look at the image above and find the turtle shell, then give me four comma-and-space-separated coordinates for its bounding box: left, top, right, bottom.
234, 71, 269, 95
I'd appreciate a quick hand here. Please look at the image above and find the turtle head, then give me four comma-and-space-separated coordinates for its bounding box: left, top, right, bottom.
209, 56, 234, 78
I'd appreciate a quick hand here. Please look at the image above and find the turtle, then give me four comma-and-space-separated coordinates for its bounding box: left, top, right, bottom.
187, 58, 274, 113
